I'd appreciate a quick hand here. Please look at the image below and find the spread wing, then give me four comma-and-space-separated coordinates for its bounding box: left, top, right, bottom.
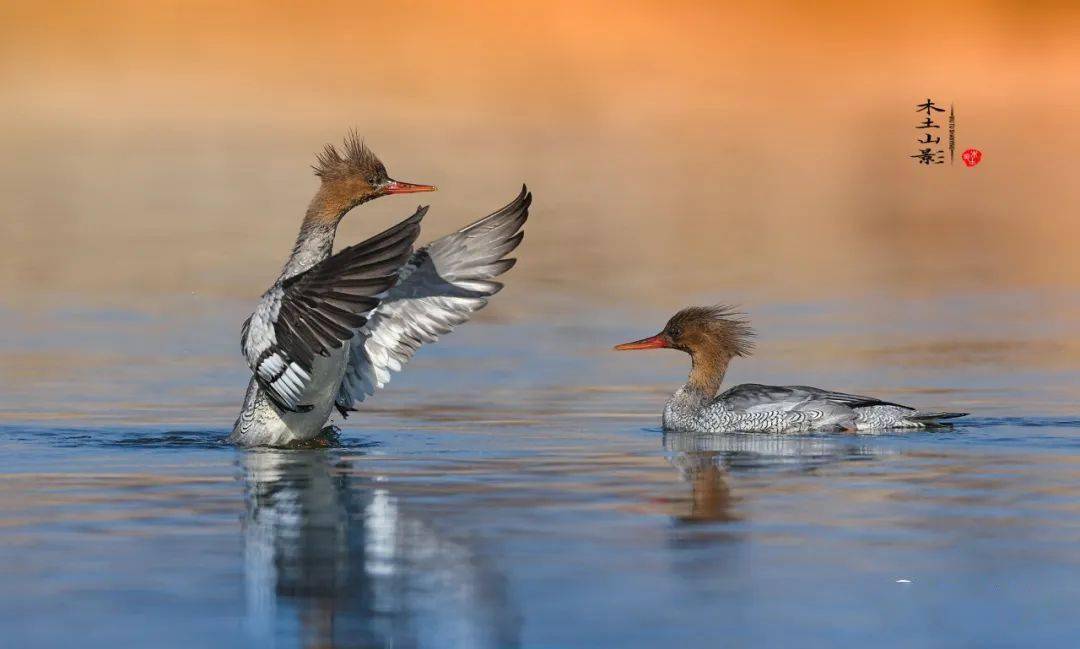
716, 383, 912, 412
336, 186, 531, 411
241, 208, 425, 411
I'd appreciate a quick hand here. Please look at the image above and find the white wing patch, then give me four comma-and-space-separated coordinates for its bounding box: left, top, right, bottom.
335, 187, 531, 412
256, 355, 311, 406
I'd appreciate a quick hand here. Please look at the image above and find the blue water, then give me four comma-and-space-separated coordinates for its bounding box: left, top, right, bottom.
2, 293, 1079, 648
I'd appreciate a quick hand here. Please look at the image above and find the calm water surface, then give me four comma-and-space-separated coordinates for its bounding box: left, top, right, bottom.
2, 293, 1079, 648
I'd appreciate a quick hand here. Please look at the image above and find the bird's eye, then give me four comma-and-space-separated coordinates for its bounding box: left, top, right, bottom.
668, 326, 681, 338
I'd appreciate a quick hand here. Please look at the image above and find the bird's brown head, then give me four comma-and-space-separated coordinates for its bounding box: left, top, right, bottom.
614, 305, 755, 359
310, 133, 436, 218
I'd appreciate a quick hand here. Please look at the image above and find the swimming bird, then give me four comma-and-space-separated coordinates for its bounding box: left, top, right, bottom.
230, 134, 531, 447
614, 306, 966, 433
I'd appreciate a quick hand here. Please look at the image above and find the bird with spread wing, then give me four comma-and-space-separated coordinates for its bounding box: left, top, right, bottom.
230, 133, 530, 447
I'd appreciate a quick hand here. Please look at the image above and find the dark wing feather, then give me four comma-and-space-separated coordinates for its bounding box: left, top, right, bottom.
242, 207, 425, 411
336, 186, 531, 410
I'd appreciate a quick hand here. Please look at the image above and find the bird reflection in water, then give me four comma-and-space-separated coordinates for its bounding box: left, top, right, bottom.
662, 433, 886, 523
239, 450, 519, 648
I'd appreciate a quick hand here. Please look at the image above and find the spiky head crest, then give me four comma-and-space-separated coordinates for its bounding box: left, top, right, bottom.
312, 131, 389, 184
663, 305, 755, 358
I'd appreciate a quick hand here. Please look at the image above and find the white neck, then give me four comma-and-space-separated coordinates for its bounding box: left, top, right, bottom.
279, 220, 339, 280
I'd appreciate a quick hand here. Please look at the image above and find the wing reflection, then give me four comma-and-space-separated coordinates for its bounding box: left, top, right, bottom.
662, 433, 889, 523
240, 450, 519, 648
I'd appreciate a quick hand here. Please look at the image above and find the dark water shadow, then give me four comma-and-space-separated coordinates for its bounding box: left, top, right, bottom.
106, 429, 233, 449
961, 416, 1080, 429
0, 425, 384, 451
0, 425, 233, 450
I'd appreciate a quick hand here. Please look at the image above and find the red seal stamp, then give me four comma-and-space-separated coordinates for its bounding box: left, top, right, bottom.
961, 148, 982, 167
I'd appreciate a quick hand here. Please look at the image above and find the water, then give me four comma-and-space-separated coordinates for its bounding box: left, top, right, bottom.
3, 292, 1079, 648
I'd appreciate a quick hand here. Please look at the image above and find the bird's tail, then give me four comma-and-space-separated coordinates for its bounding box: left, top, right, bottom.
909, 411, 968, 425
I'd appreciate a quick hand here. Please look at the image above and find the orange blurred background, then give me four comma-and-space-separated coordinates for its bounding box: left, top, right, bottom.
2, 0, 1079, 309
